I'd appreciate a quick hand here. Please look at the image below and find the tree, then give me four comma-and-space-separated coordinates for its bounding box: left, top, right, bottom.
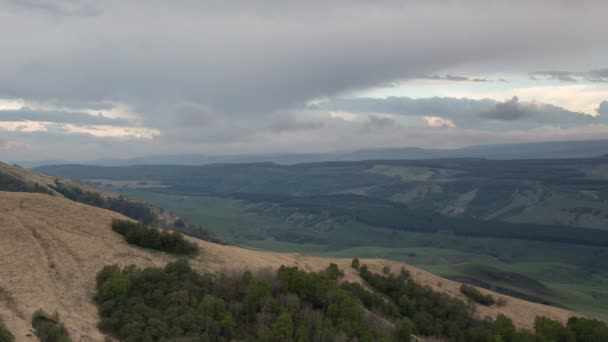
351, 258, 360, 270
395, 318, 414, 342
272, 310, 294, 340
102, 273, 131, 300
534, 316, 575, 342
494, 314, 517, 342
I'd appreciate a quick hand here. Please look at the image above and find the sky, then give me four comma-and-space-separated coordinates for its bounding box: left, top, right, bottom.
1, 0, 608, 161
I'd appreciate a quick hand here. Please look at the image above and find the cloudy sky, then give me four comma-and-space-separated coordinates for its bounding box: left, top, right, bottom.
1, 0, 608, 161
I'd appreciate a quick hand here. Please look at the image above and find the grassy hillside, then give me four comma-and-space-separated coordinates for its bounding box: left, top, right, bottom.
0, 192, 586, 341
0, 161, 224, 244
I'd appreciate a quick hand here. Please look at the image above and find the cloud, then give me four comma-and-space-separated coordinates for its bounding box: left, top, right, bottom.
530, 69, 608, 83
0, 1, 607, 160
418, 74, 501, 82
0, 108, 131, 126
315, 96, 607, 130
480, 96, 528, 121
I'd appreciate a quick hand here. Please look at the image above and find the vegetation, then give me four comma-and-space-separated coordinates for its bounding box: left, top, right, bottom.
51, 181, 156, 224
50, 181, 226, 244
31, 309, 72, 342
460, 284, 495, 306
37, 160, 608, 317
0, 172, 52, 195
0, 319, 14, 342
94, 260, 608, 341
111, 219, 198, 255
94, 260, 392, 341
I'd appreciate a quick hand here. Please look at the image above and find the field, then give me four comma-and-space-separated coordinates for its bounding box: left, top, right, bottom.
122, 190, 608, 319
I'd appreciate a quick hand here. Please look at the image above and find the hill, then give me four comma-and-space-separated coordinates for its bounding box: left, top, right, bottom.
16, 139, 608, 167
0, 161, 224, 244
0, 192, 581, 341
34, 159, 608, 318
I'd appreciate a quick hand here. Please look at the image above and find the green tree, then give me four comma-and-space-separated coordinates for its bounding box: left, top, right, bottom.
101, 273, 131, 300
534, 316, 575, 342
494, 314, 517, 342
567, 316, 608, 342
351, 258, 360, 270
272, 310, 294, 340
395, 318, 414, 342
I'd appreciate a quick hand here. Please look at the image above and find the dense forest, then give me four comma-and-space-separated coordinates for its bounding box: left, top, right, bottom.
94, 260, 608, 341
111, 219, 198, 255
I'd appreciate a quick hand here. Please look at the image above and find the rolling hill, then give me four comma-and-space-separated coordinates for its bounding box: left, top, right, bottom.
0, 191, 581, 341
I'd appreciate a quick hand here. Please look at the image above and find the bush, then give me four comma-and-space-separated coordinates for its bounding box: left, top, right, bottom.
460, 284, 495, 306
351, 258, 360, 269
0, 319, 14, 342
567, 316, 608, 342
111, 219, 198, 255
32, 310, 72, 342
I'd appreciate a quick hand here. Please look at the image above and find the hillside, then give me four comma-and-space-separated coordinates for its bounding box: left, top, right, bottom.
34, 160, 608, 318
0, 161, 223, 244
0, 192, 581, 341
36, 157, 608, 230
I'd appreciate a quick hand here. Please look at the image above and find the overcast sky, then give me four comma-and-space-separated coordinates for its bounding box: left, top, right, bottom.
1, 0, 608, 161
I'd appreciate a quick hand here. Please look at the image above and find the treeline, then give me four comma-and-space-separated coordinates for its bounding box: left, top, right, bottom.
0, 172, 53, 195
94, 260, 608, 341
232, 193, 608, 247
0, 318, 14, 342
355, 263, 608, 341
112, 219, 198, 255
50, 181, 156, 224
51, 181, 226, 244
32, 310, 72, 342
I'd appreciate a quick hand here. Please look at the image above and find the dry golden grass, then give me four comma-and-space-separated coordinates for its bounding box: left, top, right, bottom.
0, 192, 578, 341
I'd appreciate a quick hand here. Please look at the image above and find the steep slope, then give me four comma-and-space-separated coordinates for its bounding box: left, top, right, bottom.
0, 192, 578, 341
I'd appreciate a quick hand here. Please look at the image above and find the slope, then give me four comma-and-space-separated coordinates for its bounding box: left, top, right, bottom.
0, 192, 579, 341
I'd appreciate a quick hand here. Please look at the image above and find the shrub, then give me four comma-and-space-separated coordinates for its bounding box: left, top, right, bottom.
567, 316, 608, 342
32, 310, 72, 342
351, 258, 360, 269
111, 219, 198, 255
460, 284, 495, 306
0, 319, 14, 342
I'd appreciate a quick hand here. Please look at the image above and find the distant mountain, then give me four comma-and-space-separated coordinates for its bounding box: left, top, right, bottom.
15, 139, 608, 167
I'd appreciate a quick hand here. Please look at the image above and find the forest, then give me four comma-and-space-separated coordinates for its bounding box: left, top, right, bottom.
94, 260, 608, 341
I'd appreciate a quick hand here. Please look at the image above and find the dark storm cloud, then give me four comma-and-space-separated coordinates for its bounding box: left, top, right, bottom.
1, 1, 607, 121
1, 1, 608, 160
530, 69, 608, 83
0, 108, 131, 126
598, 101, 608, 116
480, 96, 528, 121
